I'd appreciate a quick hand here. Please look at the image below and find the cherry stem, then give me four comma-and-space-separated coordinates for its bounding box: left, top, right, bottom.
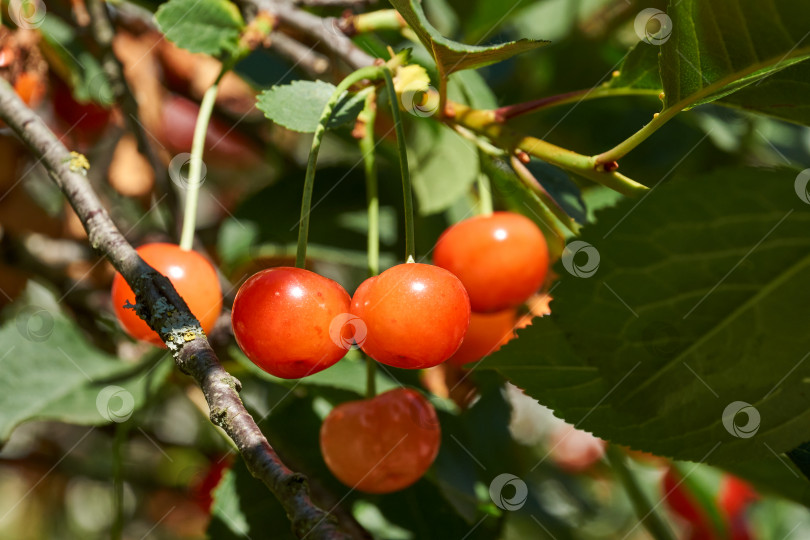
476, 172, 494, 216
509, 155, 581, 235
382, 66, 415, 260
296, 65, 383, 268
605, 445, 677, 540
179, 69, 226, 251
358, 88, 380, 399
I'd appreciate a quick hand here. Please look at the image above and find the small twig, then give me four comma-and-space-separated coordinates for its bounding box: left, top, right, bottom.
270, 33, 330, 76
85, 0, 178, 235
0, 79, 351, 540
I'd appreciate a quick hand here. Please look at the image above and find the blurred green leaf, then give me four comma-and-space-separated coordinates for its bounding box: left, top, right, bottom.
0, 282, 172, 443
155, 0, 245, 57
389, 0, 548, 74
607, 43, 662, 91
39, 15, 114, 105
409, 122, 479, 215
660, 0, 810, 109
256, 81, 366, 133
484, 167, 810, 467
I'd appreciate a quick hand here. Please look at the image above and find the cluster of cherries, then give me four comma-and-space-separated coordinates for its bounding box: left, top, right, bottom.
111, 211, 549, 493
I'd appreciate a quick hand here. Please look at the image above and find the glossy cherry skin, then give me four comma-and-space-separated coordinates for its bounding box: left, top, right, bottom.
351, 263, 470, 369
231, 267, 351, 379
111, 243, 222, 346
433, 212, 549, 313
447, 309, 517, 367
320, 388, 440, 494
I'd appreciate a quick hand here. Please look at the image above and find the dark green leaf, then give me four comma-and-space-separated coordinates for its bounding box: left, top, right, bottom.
608, 43, 662, 91
719, 59, 810, 127
256, 80, 367, 133
484, 167, 810, 467
155, 0, 245, 57
0, 282, 172, 443
660, 0, 810, 109
388, 0, 548, 74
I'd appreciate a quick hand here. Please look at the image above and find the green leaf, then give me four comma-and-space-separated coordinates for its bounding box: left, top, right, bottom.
0, 282, 172, 443
660, 0, 810, 110
388, 0, 548, 74
155, 0, 245, 57
39, 15, 114, 106
719, 59, 810, 127
256, 80, 367, 133
608, 43, 662, 91
210, 459, 297, 539
483, 167, 810, 467
409, 123, 479, 215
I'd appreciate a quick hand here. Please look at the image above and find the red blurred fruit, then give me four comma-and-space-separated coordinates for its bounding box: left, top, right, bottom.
320, 388, 440, 493
191, 455, 232, 513
51, 76, 112, 142
231, 267, 351, 379
351, 263, 470, 369
434, 212, 549, 313
160, 93, 261, 167
446, 309, 517, 367
111, 243, 222, 346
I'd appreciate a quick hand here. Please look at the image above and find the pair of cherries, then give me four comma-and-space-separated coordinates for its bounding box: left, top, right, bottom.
231, 211, 549, 378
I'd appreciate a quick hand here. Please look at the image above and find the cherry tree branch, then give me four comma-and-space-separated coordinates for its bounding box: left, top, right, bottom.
0, 79, 351, 540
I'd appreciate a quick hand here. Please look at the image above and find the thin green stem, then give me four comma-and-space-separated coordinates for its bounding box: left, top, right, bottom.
510, 155, 580, 235
358, 89, 379, 277
179, 70, 225, 251
358, 88, 380, 400
476, 173, 493, 216
296, 65, 383, 268
382, 66, 415, 260
606, 445, 677, 540
365, 356, 377, 398
594, 106, 679, 165
111, 421, 131, 540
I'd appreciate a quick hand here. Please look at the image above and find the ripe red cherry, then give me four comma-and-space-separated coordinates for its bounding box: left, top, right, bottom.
320, 388, 440, 493
351, 263, 470, 369
433, 212, 549, 313
52, 76, 112, 142
447, 309, 517, 367
662, 467, 716, 540
111, 243, 223, 346
231, 267, 351, 379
